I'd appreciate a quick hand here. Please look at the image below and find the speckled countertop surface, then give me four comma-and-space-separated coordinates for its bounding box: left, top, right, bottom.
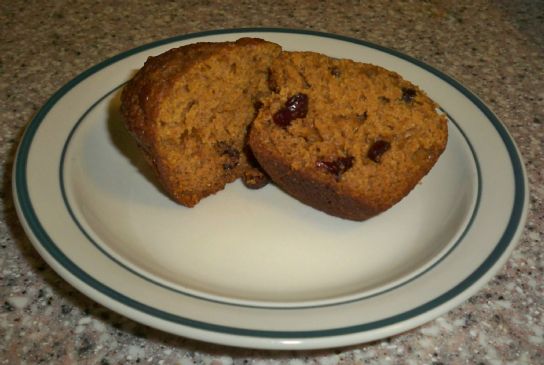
1, 0, 543, 364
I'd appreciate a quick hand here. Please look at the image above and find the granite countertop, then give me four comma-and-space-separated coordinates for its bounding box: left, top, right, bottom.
1, 0, 543, 363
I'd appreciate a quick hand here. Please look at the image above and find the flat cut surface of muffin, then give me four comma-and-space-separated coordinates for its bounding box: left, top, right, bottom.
249, 51, 448, 220
121, 38, 281, 206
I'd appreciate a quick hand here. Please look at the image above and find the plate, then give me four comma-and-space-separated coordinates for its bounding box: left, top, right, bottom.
13, 29, 528, 349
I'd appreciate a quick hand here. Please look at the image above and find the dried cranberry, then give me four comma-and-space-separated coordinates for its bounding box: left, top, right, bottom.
272, 93, 309, 128
401, 88, 417, 103
285, 93, 308, 119
367, 140, 390, 163
272, 108, 293, 127
316, 156, 354, 180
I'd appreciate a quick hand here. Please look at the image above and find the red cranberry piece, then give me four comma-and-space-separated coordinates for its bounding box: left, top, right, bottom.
401, 88, 417, 103
285, 93, 308, 119
272, 108, 293, 127
367, 140, 390, 163
272, 93, 309, 128
316, 156, 354, 180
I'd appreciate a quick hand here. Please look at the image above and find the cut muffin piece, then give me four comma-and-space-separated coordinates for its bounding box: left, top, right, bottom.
249, 51, 448, 220
121, 38, 282, 206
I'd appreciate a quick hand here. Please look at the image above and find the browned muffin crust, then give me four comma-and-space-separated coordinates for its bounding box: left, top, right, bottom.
121, 38, 282, 206
249, 51, 448, 220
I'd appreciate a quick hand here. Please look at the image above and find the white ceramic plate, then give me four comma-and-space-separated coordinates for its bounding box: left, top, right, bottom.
13, 29, 528, 350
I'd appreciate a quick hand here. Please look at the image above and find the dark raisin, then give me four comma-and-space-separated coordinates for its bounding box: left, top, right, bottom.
316, 156, 354, 180
330, 66, 341, 78
285, 93, 308, 119
215, 141, 240, 170
401, 87, 417, 103
272, 93, 309, 128
379, 96, 390, 103
367, 140, 390, 162
356, 111, 368, 122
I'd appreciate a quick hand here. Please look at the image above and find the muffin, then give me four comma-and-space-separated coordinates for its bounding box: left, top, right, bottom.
249, 51, 448, 220
121, 38, 282, 206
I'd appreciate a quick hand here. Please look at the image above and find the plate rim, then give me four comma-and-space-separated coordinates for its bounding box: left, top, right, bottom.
12, 27, 529, 348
